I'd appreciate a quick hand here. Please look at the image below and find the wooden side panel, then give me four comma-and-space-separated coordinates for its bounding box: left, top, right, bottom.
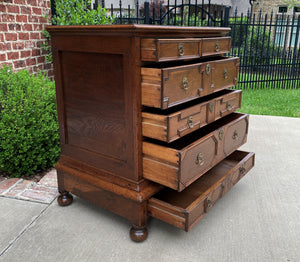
148, 199, 186, 230
52, 34, 141, 182
141, 67, 162, 108
142, 113, 168, 141
143, 158, 179, 189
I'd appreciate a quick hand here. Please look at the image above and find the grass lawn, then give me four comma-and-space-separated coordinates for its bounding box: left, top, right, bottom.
237, 88, 300, 118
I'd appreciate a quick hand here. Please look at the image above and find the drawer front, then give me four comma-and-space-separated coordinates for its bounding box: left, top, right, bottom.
211, 58, 239, 91
141, 37, 231, 62
201, 37, 231, 57
143, 113, 249, 191
148, 151, 255, 231
142, 90, 242, 142
141, 38, 201, 62
141, 57, 239, 109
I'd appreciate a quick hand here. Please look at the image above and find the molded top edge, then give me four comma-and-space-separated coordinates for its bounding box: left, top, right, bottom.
47, 24, 231, 36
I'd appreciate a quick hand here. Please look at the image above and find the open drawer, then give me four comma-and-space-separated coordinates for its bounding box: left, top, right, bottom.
143, 113, 249, 191
148, 150, 255, 231
141, 57, 239, 109
142, 89, 242, 142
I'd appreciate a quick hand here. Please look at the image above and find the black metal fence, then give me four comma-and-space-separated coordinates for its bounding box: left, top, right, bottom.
229, 9, 300, 89
50, 0, 300, 89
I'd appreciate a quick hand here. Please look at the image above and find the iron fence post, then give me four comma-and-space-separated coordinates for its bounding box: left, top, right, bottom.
50, 0, 56, 22
223, 6, 230, 27
144, 1, 150, 24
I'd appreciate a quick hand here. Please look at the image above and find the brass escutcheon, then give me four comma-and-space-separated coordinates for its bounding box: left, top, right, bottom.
182, 77, 189, 91
206, 196, 212, 209
219, 129, 224, 140
233, 130, 238, 140
209, 102, 214, 113
196, 152, 204, 166
178, 43, 184, 56
226, 101, 232, 111
215, 41, 219, 52
239, 166, 246, 175
206, 64, 211, 75
187, 116, 194, 129
224, 68, 228, 79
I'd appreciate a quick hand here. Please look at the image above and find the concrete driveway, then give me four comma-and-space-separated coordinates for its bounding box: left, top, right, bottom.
0, 115, 299, 262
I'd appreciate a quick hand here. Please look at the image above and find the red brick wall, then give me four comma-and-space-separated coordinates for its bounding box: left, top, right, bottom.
0, 0, 53, 78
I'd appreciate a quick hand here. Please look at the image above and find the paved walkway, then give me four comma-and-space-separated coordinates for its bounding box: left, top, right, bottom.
0, 169, 58, 204
0, 115, 300, 262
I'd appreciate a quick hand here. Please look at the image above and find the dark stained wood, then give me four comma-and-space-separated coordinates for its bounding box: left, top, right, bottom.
141, 37, 231, 62
141, 57, 239, 109
148, 151, 255, 231
48, 25, 254, 242
201, 37, 231, 57
57, 191, 73, 206
130, 225, 148, 242
47, 24, 231, 38
143, 113, 249, 191
142, 89, 242, 142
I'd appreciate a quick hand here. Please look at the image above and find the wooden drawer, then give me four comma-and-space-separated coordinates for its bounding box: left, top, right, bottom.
202, 37, 231, 57
143, 113, 248, 191
142, 89, 242, 142
148, 150, 255, 231
141, 37, 231, 62
141, 57, 239, 109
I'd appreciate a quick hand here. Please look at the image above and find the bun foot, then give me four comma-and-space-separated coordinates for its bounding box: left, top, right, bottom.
130, 225, 148, 242
57, 192, 73, 206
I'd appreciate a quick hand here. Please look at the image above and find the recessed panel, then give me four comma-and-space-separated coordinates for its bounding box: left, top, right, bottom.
61, 51, 126, 161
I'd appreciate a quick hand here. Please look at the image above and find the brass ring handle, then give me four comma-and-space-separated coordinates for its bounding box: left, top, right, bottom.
187, 116, 194, 129
239, 166, 246, 175
206, 196, 212, 209
178, 43, 184, 56
215, 41, 219, 52
219, 129, 224, 141
226, 101, 232, 111
182, 77, 189, 91
206, 64, 211, 75
196, 152, 204, 166
224, 68, 228, 79
209, 102, 214, 113
233, 130, 238, 140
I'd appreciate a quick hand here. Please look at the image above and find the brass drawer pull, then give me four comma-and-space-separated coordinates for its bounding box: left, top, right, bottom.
226, 101, 232, 111
239, 166, 246, 175
219, 129, 224, 141
233, 130, 238, 140
182, 77, 189, 90
187, 116, 194, 128
209, 102, 214, 113
178, 43, 184, 56
206, 64, 211, 75
196, 152, 204, 166
215, 41, 219, 52
204, 197, 212, 212
224, 68, 228, 79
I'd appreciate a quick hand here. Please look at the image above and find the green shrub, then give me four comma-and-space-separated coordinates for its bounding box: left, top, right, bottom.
52, 0, 114, 26
0, 66, 60, 177
43, 0, 114, 62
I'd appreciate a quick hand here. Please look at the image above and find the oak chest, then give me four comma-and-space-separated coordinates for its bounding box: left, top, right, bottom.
48, 25, 255, 242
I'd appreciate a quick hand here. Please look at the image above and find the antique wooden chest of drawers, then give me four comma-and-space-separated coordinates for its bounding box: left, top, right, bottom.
48, 25, 255, 242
